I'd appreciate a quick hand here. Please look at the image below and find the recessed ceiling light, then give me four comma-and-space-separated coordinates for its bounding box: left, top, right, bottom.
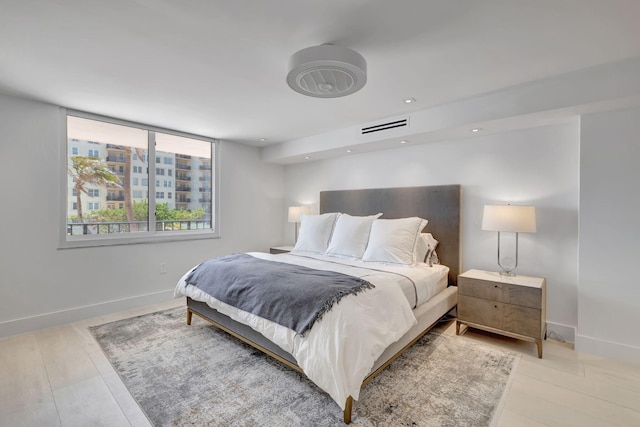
346, 149, 353, 153
304, 156, 311, 160
471, 128, 483, 133
259, 137, 268, 142
403, 98, 416, 104
400, 140, 409, 144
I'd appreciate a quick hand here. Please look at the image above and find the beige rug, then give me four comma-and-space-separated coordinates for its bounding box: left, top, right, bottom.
90, 307, 519, 426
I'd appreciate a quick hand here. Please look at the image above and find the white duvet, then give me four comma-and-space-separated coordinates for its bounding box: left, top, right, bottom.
174, 252, 449, 409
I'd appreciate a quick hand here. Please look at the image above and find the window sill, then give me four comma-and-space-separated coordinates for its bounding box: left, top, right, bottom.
58, 229, 220, 249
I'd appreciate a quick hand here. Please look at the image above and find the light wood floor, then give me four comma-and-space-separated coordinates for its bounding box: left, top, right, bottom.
1, 299, 639, 427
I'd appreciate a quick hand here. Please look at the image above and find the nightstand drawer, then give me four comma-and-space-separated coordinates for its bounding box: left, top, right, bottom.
458, 295, 503, 329
503, 304, 542, 338
458, 277, 541, 309
458, 295, 542, 338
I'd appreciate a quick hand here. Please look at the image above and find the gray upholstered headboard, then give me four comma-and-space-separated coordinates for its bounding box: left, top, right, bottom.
319, 185, 461, 285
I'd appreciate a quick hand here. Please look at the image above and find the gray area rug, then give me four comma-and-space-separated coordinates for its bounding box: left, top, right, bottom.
90, 307, 518, 426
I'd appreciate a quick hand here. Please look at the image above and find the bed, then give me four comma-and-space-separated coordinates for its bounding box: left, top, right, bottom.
175, 185, 460, 423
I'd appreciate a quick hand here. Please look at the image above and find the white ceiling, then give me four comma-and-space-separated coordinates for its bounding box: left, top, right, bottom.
2, 0, 640, 148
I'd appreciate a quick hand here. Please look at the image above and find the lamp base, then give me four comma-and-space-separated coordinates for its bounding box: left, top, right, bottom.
499, 270, 516, 277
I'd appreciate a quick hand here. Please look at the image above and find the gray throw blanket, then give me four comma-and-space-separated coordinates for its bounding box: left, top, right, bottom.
185, 254, 375, 335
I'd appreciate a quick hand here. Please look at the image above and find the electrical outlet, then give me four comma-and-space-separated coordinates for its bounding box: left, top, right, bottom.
160, 262, 167, 274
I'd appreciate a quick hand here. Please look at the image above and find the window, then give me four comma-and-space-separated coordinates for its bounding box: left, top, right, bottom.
64, 112, 218, 246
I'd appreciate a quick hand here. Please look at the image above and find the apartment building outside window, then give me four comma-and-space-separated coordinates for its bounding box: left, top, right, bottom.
63, 112, 218, 247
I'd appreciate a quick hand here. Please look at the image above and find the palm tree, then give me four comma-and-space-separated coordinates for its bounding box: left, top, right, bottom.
68, 155, 121, 223
123, 147, 146, 230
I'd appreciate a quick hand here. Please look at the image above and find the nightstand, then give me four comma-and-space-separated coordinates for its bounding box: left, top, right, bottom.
269, 245, 294, 254
456, 269, 547, 358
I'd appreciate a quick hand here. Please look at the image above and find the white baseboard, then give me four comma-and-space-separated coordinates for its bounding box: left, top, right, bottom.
546, 322, 576, 343
576, 333, 640, 364
0, 289, 176, 339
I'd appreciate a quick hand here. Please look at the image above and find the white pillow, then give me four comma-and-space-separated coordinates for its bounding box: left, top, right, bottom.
292, 213, 339, 254
415, 233, 439, 265
325, 213, 382, 259
362, 217, 428, 265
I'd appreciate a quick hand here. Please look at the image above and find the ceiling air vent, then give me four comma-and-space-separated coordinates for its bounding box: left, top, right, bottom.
361, 117, 409, 135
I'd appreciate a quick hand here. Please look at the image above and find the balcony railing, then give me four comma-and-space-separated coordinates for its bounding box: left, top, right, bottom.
67, 219, 211, 235
106, 155, 126, 163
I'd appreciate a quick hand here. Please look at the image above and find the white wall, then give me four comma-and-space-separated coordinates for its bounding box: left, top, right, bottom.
578, 107, 640, 362
0, 94, 285, 337
284, 123, 581, 341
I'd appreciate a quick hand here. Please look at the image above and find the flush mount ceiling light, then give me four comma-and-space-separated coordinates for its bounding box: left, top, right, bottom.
286, 44, 367, 98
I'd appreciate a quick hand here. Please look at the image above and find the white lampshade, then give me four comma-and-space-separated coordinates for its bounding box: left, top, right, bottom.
482, 205, 536, 233
288, 206, 312, 223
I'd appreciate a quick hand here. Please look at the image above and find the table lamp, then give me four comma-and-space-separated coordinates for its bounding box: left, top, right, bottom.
482, 205, 536, 276
288, 205, 312, 242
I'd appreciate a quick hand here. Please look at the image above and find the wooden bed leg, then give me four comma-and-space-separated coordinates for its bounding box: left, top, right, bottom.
343, 396, 353, 424
186, 309, 193, 325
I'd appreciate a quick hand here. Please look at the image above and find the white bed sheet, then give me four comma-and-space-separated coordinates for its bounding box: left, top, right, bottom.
283, 252, 450, 308
174, 252, 449, 409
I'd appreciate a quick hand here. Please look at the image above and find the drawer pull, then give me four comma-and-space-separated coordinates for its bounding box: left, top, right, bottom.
494, 305, 498, 308
494, 285, 498, 288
